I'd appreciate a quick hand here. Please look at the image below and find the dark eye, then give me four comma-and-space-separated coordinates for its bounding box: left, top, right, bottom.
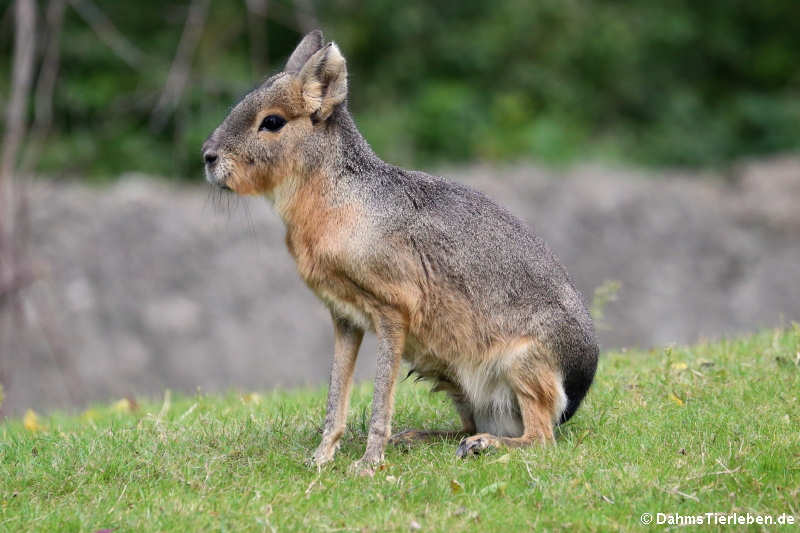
259, 114, 286, 132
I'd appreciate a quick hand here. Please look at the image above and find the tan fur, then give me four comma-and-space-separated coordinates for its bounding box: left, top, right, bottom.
218, 77, 321, 196
296, 44, 348, 120
455, 364, 561, 457
283, 178, 563, 459
203, 31, 597, 471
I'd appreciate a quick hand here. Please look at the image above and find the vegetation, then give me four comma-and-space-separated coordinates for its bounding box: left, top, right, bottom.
1, 327, 798, 531
1, 1, 800, 180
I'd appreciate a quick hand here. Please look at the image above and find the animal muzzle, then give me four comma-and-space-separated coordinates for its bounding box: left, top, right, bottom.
202, 146, 233, 190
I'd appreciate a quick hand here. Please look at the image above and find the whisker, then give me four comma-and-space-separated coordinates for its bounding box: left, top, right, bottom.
225, 192, 233, 221
239, 197, 258, 240
202, 186, 215, 215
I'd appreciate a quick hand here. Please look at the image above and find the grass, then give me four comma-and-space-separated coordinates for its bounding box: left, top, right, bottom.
1, 328, 799, 532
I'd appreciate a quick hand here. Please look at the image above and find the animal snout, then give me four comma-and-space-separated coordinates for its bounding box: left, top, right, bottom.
203, 150, 219, 166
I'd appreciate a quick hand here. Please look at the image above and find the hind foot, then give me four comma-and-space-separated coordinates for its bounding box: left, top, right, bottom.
456, 433, 501, 458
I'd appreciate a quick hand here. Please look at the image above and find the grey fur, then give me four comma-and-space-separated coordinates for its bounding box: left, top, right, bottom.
203, 31, 598, 471
284, 29, 324, 72
331, 106, 598, 417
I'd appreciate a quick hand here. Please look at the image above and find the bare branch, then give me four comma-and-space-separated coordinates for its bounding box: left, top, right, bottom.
0, 0, 37, 184
150, 0, 212, 131
293, 0, 320, 34
33, 0, 67, 133
0, 0, 37, 309
245, 0, 269, 79
247, 1, 303, 35
20, 0, 67, 173
0, 268, 37, 304
69, 0, 146, 69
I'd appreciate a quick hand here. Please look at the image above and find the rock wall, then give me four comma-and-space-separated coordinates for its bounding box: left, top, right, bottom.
2, 157, 799, 415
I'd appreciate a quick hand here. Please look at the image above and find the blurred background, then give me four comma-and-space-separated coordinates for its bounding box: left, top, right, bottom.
1, 0, 799, 416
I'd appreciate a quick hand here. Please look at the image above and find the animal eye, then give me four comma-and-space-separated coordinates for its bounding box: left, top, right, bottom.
259, 114, 286, 132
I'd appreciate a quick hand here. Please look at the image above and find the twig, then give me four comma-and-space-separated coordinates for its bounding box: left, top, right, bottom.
156, 389, 172, 424
715, 458, 738, 474
150, 0, 211, 131
0, 0, 37, 183
0, 0, 37, 316
33, 0, 66, 133
0, 269, 36, 303
685, 465, 741, 481
22, 0, 67, 172
664, 486, 700, 502
152, 390, 172, 444
69, 0, 146, 69
304, 474, 321, 496
106, 481, 129, 515
522, 460, 540, 487
293, 0, 319, 34
178, 402, 198, 422
245, 0, 269, 78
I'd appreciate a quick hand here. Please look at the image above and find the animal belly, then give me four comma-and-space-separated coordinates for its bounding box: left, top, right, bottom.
474, 408, 524, 438
403, 333, 531, 437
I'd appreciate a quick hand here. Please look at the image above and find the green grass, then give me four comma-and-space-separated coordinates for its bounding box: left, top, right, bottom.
2, 328, 799, 532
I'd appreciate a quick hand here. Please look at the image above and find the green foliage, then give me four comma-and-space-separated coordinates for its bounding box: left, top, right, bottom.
1, 328, 799, 530
1, 1, 800, 180
590, 280, 622, 329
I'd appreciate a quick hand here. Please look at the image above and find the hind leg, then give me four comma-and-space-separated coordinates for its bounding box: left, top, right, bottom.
456, 365, 561, 458
390, 389, 476, 445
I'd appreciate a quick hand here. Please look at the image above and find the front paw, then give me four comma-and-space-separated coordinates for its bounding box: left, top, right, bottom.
456, 433, 499, 458
304, 454, 330, 469
349, 454, 383, 477
306, 443, 337, 468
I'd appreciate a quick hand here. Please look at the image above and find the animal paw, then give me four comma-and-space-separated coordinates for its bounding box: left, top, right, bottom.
305, 456, 326, 469
456, 433, 499, 458
349, 454, 382, 477
305, 443, 337, 468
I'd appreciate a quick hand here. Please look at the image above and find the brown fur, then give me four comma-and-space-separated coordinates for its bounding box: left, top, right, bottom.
203, 31, 598, 472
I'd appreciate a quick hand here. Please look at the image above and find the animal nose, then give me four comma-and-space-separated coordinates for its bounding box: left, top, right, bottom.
204, 151, 218, 166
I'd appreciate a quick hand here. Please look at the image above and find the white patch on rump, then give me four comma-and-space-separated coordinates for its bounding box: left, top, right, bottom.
553, 377, 567, 423
455, 339, 568, 437
456, 357, 523, 437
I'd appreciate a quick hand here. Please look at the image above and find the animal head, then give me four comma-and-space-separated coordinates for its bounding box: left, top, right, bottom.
202, 30, 348, 195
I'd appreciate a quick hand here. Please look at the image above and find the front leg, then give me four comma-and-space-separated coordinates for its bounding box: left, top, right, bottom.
352, 310, 407, 475
309, 312, 364, 467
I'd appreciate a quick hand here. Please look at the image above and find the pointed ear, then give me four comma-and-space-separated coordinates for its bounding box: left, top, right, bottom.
285, 30, 324, 73
297, 42, 348, 121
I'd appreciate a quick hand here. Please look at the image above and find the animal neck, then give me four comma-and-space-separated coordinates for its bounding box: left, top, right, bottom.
271, 105, 387, 226
332, 105, 390, 178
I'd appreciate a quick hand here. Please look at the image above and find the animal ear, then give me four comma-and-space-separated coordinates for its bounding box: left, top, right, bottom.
285, 30, 324, 73
296, 42, 348, 121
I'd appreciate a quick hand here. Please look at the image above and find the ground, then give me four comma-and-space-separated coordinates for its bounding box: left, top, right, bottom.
1, 327, 799, 531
